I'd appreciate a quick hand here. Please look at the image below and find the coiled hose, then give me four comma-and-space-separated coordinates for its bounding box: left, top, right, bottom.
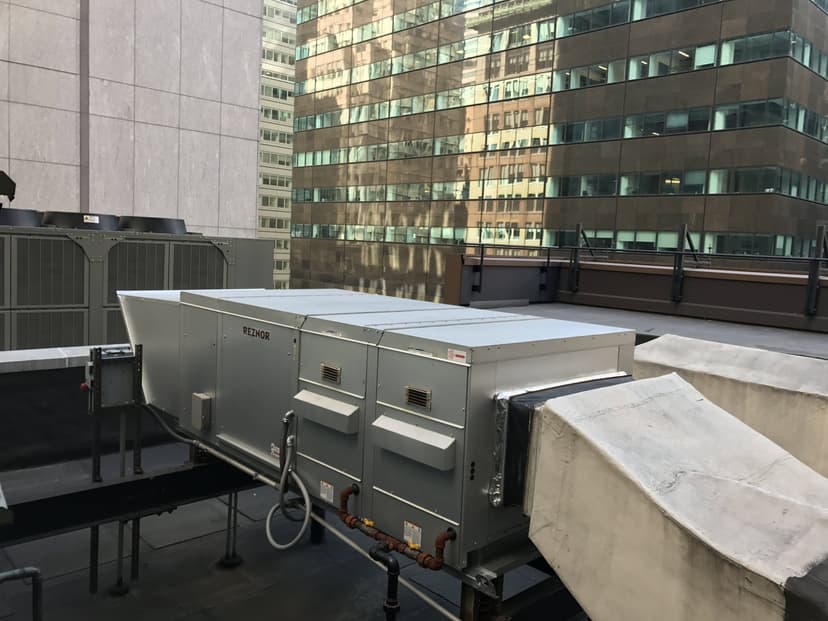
265, 412, 311, 550
145, 404, 311, 551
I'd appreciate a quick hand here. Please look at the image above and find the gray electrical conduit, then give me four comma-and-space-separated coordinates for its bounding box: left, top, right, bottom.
145, 406, 310, 548
145, 406, 460, 620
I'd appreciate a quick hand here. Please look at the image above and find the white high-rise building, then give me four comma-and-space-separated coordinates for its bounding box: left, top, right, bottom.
258, 0, 296, 288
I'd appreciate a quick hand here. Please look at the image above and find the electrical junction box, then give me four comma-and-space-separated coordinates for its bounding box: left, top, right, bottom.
119, 289, 635, 571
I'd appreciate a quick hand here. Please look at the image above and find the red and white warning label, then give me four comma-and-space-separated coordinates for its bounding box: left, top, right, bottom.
320, 480, 334, 504
403, 520, 422, 549
447, 348, 468, 363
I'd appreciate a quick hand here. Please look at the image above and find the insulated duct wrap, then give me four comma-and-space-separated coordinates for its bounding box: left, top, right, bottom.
528, 374, 828, 621
634, 334, 828, 477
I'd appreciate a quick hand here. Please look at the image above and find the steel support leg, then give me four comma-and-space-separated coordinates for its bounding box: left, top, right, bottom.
91, 417, 102, 483
109, 412, 129, 596
310, 505, 326, 544
460, 579, 503, 621
88, 525, 99, 594
133, 409, 143, 475
130, 518, 141, 581
217, 493, 243, 568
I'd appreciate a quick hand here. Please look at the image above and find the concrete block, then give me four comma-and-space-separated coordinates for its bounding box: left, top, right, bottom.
220, 8, 261, 109
89, 0, 134, 82
89, 77, 134, 120
9, 103, 79, 164
89, 115, 134, 215
528, 373, 828, 621
218, 135, 257, 232
220, 102, 258, 140
9, 5, 78, 73
181, 95, 220, 133
135, 0, 181, 92
10, 0, 80, 19
135, 87, 179, 127
9, 159, 79, 211
634, 334, 828, 478
134, 122, 179, 218
224, 0, 262, 17
180, 0, 222, 101
178, 129, 219, 227
8, 63, 79, 111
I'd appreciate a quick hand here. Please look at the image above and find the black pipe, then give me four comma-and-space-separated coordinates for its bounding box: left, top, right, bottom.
0, 567, 43, 621
369, 544, 400, 621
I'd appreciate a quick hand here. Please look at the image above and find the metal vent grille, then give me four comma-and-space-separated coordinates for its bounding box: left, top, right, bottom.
0, 312, 6, 351
105, 309, 129, 344
405, 386, 432, 410
15, 237, 86, 306
0, 236, 6, 307
172, 244, 225, 289
321, 363, 341, 385
15, 310, 86, 349
107, 242, 166, 304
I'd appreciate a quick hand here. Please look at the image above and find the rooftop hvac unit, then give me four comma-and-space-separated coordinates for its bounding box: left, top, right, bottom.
118, 216, 187, 235
0, 209, 40, 228
120, 289, 634, 573
41, 212, 119, 231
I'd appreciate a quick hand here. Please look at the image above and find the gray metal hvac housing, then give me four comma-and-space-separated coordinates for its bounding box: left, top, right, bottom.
0, 225, 274, 351
119, 289, 634, 578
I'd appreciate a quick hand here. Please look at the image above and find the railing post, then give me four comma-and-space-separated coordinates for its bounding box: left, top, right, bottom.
568, 224, 582, 293
805, 225, 827, 316
672, 224, 688, 303
472, 243, 484, 293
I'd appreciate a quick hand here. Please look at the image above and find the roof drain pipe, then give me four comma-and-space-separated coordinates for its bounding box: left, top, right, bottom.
265, 410, 311, 550
370, 544, 401, 621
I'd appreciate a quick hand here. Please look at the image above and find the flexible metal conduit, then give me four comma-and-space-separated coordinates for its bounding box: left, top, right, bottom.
0, 567, 43, 621
146, 405, 461, 620
146, 406, 311, 550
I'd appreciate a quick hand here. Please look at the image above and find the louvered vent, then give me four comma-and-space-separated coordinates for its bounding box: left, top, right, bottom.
172, 243, 226, 289
0, 312, 6, 351
320, 363, 342, 385
15, 237, 86, 306
0, 236, 6, 307
107, 242, 166, 304
405, 386, 432, 410
106, 309, 129, 344
15, 311, 86, 348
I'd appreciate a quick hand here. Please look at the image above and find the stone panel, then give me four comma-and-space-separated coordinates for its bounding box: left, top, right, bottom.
89, 115, 134, 214
89, 0, 134, 82
180, 0, 223, 101
134, 122, 179, 218
178, 129, 220, 227
8, 64, 79, 111
221, 9, 261, 109
218, 135, 257, 234
135, 0, 181, 92
89, 78, 134, 120
9, 5, 78, 73
10, 103, 79, 165
135, 87, 179, 127
9, 160, 80, 211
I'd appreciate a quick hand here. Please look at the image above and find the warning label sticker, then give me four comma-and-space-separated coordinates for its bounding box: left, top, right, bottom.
447, 348, 468, 363
403, 520, 422, 549
270, 443, 280, 460
320, 480, 335, 504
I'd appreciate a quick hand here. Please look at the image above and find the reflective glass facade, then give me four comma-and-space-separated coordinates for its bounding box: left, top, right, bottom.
292, 0, 828, 299
259, 0, 297, 288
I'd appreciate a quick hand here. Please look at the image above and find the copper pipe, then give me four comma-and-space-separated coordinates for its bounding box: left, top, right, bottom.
338, 484, 456, 571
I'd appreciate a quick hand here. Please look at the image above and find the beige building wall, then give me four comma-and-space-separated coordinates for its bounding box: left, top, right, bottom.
0, 0, 262, 238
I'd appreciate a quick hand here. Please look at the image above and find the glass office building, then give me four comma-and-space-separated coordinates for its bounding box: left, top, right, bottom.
291, 0, 828, 299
